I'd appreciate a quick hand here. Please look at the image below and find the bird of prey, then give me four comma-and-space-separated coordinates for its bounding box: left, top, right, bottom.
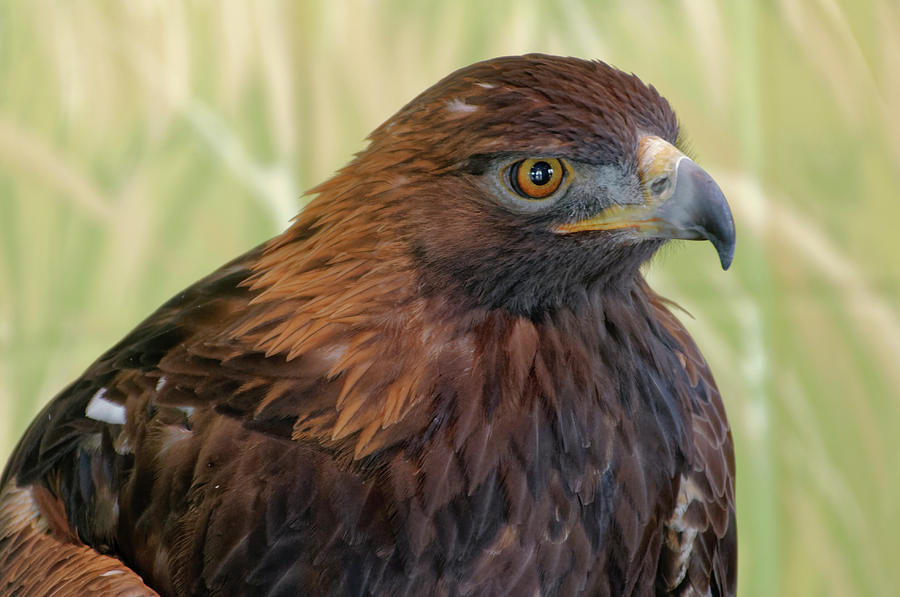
1, 54, 736, 596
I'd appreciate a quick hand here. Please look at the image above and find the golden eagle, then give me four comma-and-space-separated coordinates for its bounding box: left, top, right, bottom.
1, 54, 736, 596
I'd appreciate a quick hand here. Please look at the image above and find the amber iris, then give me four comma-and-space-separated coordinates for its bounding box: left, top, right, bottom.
508, 158, 565, 199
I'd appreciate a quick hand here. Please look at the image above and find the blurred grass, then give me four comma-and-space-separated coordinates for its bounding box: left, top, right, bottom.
1, 1, 898, 595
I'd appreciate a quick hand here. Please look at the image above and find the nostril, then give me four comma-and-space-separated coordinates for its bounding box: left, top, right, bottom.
651, 175, 671, 196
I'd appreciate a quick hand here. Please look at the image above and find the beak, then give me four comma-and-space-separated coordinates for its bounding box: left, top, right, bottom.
555, 136, 736, 270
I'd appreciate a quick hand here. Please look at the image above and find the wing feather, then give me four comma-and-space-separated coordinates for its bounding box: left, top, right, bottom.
652, 298, 737, 597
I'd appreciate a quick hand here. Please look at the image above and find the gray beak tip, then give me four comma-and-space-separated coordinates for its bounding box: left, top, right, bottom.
714, 235, 735, 270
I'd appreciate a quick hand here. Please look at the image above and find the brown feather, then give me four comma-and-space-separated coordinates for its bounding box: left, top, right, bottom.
1, 54, 735, 596
0, 482, 158, 596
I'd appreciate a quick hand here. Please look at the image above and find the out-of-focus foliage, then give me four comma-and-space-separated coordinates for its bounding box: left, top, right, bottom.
0, 2, 897, 595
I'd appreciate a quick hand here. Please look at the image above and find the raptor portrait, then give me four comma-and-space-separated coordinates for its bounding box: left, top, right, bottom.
1, 54, 736, 596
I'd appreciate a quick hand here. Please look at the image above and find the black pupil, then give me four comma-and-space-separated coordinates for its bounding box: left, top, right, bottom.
529, 161, 553, 186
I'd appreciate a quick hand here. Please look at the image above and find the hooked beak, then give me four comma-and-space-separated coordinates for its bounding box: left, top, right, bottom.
555, 136, 736, 270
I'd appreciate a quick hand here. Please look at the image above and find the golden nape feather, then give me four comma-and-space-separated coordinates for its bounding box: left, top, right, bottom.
1, 54, 735, 596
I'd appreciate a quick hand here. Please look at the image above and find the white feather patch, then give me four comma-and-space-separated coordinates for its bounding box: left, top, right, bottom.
84, 389, 126, 425
445, 97, 478, 113
664, 475, 705, 588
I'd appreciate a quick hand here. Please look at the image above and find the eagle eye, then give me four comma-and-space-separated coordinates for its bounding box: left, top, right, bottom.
505, 158, 567, 199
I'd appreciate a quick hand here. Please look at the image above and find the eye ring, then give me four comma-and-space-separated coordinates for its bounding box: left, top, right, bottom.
506, 158, 567, 199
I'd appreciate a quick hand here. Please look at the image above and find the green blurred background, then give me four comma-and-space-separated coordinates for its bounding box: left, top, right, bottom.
1, 1, 898, 595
